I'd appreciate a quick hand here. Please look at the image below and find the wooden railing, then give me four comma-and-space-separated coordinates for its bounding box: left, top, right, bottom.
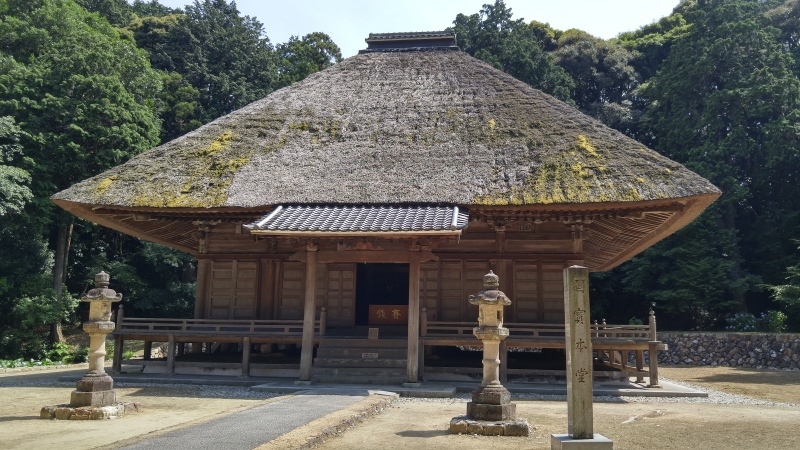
420, 308, 657, 342
420, 308, 664, 386
115, 306, 327, 337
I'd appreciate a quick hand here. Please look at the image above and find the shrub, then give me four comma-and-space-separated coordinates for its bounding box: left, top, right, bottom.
71, 346, 89, 364
757, 310, 787, 333
725, 311, 787, 333
726, 312, 757, 332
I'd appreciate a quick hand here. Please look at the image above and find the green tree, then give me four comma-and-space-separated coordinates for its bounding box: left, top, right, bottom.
629, 0, 800, 325
277, 32, 342, 88
0, 0, 162, 343
74, 0, 133, 27
131, 0, 181, 17
0, 116, 31, 216
766, 0, 800, 75
765, 241, 800, 329
552, 29, 641, 134
452, 0, 575, 102
131, 0, 278, 123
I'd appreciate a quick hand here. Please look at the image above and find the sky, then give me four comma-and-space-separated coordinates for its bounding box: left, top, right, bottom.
153, 1, 680, 58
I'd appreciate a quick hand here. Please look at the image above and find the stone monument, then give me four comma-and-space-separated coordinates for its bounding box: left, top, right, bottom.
449, 271, 530, 436
551, 266, 613, 449
41, 272, 139, 420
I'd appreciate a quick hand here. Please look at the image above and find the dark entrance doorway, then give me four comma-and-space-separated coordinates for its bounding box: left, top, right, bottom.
355, 263, 409, 326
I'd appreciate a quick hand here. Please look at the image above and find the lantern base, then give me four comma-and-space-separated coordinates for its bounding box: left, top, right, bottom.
70, 374, 116, 407
467, 384, 515, 421
449, 416, 530, 436
40, 402, 140, 420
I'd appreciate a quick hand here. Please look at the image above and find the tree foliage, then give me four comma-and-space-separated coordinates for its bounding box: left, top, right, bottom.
0, 116, 31, 216
276, 32, 342, 88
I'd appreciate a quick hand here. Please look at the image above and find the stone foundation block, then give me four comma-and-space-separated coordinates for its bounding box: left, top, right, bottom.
551, 433, 614, 449
449, 416, 530, 436
41, 402, 141, 420
70, 389, 116, 407
75, 374, 114, 392
467, 401, 516, 421
471, 385, 511, 405
40, 406, 57, 419
70, 407, 92, 420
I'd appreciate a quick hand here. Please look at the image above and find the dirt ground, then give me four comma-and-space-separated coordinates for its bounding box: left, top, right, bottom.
2, 365, 800, 449
0, 367, 283, 450
314, 366, 800, 450
659, 365, 800, 404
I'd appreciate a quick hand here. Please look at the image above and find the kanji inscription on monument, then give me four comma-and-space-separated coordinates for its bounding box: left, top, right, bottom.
565, 268, 593, 439
551, 265, 613, 449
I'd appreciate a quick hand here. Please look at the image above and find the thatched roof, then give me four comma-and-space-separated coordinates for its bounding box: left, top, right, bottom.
53, 49, 719, 209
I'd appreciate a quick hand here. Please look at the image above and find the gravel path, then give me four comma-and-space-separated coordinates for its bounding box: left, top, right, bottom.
394, 376, 800, 408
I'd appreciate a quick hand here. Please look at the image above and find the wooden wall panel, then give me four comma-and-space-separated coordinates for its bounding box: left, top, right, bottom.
439, 261, 463, 321
324, 263, 356, 327
232, 261, 258, 319
464, 261, 490, 320
541, 262, 566, 322
207, 260, 258, 319
513, 261, 539, 322
279, 262, 305, 319
420, 262, 440, 320
258, 260, 275, 319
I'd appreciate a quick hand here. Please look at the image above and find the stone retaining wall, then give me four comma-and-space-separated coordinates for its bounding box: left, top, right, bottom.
654, 332, 800, 370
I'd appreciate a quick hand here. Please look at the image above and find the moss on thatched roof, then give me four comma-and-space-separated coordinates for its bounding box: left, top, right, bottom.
53, 50, 719, 209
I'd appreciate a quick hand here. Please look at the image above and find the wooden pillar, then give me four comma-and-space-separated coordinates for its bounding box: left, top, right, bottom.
195, 259, 211, 319
242, 336, 251, 377
167, 335, 176, 375
143, 341, 153, 361
112, 305, 124, 373
406, 249, 421, 383
635, 350, 644, 383
299, 243, 318, 381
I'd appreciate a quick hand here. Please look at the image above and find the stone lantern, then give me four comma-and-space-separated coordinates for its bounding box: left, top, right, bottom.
71, 271, 122, 407
41, 271, 140, 420
450, 271, 530, 436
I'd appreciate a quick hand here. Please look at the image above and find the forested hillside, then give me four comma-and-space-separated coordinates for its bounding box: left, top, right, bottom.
1, 0, 798, 360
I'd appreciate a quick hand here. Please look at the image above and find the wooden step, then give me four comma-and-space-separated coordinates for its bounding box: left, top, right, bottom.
312, 367, 407, 384
319, 338, 407, 349
316, 347, 408, 359
314, 357, 406, 368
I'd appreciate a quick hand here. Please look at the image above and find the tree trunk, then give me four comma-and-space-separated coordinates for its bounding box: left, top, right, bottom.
723, 204, 748, 313
50, 222, 73, 344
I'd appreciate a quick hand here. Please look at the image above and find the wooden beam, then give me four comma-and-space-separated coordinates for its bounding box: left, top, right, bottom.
242, 336, 251, 378
195, 259, 211, 319
196, 253, 292, 260
289, 250, 439, 264
299, 243, 318, 381
167, 334, 176, 375
407, 250, 421, 383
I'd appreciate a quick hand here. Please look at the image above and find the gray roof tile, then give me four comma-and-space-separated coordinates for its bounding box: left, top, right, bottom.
247, 205, 468, 233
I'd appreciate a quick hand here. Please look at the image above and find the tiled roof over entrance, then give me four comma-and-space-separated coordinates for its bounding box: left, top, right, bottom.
247, 205, 468, 234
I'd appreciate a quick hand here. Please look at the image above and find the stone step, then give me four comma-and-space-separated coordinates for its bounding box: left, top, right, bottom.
316, 347, 408, 359
312, 374, 408, 385
319, 338, 407, 349
313, 357, 407, 368
312, 367, 407, 385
